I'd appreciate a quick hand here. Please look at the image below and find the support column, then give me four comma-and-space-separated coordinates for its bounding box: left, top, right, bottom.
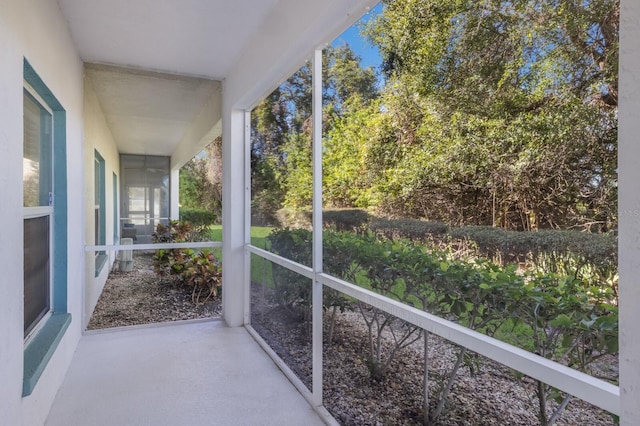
222, 105, 247, 327
170, 167, 179, 220
619, 1, 640, 424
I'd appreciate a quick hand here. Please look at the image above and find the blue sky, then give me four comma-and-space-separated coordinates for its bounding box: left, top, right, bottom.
331, 3, 383, 71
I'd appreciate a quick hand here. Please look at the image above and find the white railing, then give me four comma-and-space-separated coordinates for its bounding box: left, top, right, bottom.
246, 244, 620, 417
85, 241, 222, 252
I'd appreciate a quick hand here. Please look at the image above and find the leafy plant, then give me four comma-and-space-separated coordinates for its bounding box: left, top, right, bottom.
509, 271, 618, 425
153, 221, 222, 304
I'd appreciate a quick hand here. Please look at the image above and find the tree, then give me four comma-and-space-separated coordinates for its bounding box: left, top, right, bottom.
179, 138, 222, 220
251, 44, 380, 217
357, 0, 618, 230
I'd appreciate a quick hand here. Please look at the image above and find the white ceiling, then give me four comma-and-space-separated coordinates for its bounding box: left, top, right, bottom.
58, 0, 279, 79
58, 0, 270, 159
85, 64, 220, 157
57, 0, 378, 161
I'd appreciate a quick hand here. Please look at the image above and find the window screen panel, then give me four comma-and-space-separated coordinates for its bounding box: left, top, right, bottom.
24, 215, 51, 336
23, 90, 52, 208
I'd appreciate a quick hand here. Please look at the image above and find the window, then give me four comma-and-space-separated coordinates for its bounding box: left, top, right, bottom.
120, 155, 170, 243
94, 151, 107, 275
23, 88, 53, 340
22, 59, 71, 397
113, 173, 119, 241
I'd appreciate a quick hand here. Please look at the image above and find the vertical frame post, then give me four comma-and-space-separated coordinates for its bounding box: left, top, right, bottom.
619, 0, 640, 423
311, 48, 324, 406
244, 109, 252, 325
222, 107, 247, 327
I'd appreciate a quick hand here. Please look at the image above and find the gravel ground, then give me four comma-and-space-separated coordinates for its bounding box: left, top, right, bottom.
89, 255, 616, 425
87, 251, 221, 330
250, 284, 617, 426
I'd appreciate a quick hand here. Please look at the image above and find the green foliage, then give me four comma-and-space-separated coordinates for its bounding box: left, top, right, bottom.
333, 0, 619, 229
179, 209, 216, 228
275, 208, 371, 232
265, 227, 618, 423
266, 228, 353, 328
281, 133, 314, 209
152, 221, 222, 304
275, 208, 312, 230
251, 44, 380, 219
369, 217, 448, 242
323, 97, 380, 208
250, 0, 618, 233
509, 271, 618, 425
179, 140, 222, 221
322, 209, 371, 232
266, 228, 313, 315
448, 226, 617, 268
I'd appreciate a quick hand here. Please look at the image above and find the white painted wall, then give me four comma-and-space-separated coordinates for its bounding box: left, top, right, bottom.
0, 0, 84, 425
618, 0, 640, 424
83, 76, 121, 327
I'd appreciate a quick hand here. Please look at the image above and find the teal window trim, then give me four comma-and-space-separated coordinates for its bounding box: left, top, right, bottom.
23, 313, 71, 396
23, 59, 70, 397
94, 150, 107, 276
113, 172, 119, 242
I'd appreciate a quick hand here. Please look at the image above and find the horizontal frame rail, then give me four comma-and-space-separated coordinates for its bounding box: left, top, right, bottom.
316, 272, 620, 416
244, 245, 619, 415
247, 245, 314, 279
85, 242, 222, 252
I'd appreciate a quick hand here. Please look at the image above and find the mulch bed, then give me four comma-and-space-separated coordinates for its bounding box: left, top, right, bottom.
87, 251, 221, 330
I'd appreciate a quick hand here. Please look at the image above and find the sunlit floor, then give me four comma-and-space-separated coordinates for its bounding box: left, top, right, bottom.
46, 319, 327, 426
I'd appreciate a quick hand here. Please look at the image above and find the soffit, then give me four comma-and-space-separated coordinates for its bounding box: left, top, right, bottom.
59, 0, 377, 159
58, 0, 276, 159
85, 64, 221, 156
58, 0, 279, 79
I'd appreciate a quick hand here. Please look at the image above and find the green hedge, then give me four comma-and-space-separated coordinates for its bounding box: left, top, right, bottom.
369, 217, 448, 242
448, 226, 617, 266
323, 209, 370, 231
273, 207, 616, 268
276, 208, 371, 231
179, 208, 217, 227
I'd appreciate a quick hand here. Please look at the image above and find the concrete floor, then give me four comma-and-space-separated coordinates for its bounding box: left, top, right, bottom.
46, 319, 327, 426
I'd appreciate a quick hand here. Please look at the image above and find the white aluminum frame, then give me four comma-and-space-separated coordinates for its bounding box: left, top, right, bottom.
85, 242, 222, 252
241, 42, 621, 418
246, 244, 620, 415
311, 48, 324, 406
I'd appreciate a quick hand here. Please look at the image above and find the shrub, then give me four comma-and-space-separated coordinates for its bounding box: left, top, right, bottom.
275, 208, 371, 232
262, 227, 619, 423
153, 221, 222, 304
448, 226, 617, 267
266, 228, 313, 317
369, 217, 448, 242
275, 208, 312, 229
179, 208, 217, 227
322, 209, 370, 231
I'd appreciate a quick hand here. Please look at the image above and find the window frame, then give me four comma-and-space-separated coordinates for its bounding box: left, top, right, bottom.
94, 150, 107, 275
22, 59, 71, 397
23, 83, 54, 344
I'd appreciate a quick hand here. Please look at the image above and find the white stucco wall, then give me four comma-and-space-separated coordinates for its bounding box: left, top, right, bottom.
618, 0, 640, 424
83, 76, 121, 327
0, 1, 84, 425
